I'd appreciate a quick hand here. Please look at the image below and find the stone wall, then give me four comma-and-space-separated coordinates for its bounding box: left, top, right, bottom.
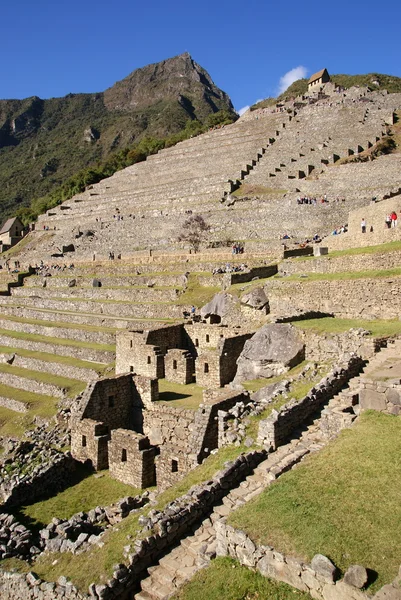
359, 378, 401, 415
258, 357, 365, 449
278, 248, 401, 277
300, 329, 387, 362
327, 194, 401, 251
71, 419, 110, 470
1, 452, 77, 509
267, 276, 401, 319
0, 571, 84, 600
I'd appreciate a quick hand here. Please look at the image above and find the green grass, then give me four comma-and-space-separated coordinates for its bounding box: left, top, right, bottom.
293, 317, 401, 337
16, 466, 141, 530
0, 313, 118, 334
0, 363, 86, 398
28, 445, 248, 591
0, 384, 60, 437
0, 345, 109, 374
157, 379, 204, 409
232, 183, 288, 197
272, 267, 401, 283
229, 411, 401, 591
294, 240, 401, 262
171, 557, 311, 600
175, 273, 221, 308
0, 327, 114, 352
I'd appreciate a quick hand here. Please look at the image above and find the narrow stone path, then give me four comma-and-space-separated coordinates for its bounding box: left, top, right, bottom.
134, 343, 399, 600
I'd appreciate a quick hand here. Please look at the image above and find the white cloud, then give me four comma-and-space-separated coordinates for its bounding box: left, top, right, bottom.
238, 105, 250, 116
277, 66, 308, 95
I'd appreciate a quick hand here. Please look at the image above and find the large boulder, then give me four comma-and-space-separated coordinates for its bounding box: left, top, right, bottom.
240, 287, 269, 312
234, 323, 305, 382
201, 292, 232, 319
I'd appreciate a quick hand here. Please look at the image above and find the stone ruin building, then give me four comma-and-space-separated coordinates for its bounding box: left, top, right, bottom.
71, 322, 252, 490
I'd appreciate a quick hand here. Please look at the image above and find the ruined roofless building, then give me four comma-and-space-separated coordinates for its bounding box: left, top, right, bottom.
308, 68, 330, 91
71, 323, 252, 490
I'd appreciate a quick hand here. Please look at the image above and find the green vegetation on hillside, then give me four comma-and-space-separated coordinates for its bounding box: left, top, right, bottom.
0, 53, 237, 224
229, 411, 401, 591
4, 109, 236, 226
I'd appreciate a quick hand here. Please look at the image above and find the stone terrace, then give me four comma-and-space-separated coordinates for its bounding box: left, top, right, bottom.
25, 86, 401, 261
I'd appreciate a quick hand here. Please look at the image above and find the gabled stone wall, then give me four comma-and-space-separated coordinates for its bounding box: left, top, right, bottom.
108, 429, 156, 487
164, 348, 194, 384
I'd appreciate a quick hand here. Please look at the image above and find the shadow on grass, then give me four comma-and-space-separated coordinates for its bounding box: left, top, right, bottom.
158, 391, 191, 402
10, 463, 94, 535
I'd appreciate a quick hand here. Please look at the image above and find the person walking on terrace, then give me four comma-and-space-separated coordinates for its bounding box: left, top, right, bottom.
361, 218, 366, 234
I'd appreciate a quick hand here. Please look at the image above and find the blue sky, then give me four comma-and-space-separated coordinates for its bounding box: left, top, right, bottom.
1, 0, 401, 113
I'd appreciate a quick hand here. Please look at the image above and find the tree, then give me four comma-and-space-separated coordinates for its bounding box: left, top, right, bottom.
178, 214, 210, 253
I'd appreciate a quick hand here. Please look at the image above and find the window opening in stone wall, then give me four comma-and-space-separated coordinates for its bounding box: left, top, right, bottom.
130, 340, 133, 348
172, 459, 178, 472
130, 366, 134, 373
147, 356, 151, 364
82, 435, 87, 447
121, 449, 127, 462
204, 363, 209, 373
195, 339, 199, 347
206, 334, 210, 342
173, 360, 177, 370
108, 395, 115, 408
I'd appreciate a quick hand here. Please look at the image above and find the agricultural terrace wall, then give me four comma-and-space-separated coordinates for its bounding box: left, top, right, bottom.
267, 276, 401, 319
278, 248, 401, 276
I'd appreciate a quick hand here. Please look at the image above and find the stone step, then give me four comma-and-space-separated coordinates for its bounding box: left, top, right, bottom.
135, 590, 157, 600
141, 577, 172, 600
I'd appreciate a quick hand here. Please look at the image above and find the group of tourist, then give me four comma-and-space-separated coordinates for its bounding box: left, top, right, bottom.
34, 262, 75, 276
212, 263, 248, 275
361, 211, 398, 234
331, 225, 347, 235
231, 243, 244, 254
385, 212, 398, 228
108, 252, 122, 260
296, 195, 345, 205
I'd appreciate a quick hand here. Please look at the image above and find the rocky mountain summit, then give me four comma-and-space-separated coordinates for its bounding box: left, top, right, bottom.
0, 53, 235, 221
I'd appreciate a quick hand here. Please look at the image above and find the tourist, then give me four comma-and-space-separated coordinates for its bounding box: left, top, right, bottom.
385, 214, 392, 229
391, 211, 398, 227
361, 219, 366, 234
